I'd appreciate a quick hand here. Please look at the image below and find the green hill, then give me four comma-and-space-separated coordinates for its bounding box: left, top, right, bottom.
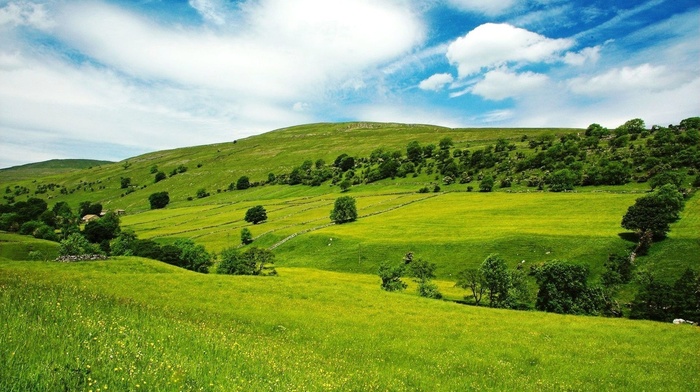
0, 159, 113, 182
0, 121, 697, 281
1, 120, 699, 390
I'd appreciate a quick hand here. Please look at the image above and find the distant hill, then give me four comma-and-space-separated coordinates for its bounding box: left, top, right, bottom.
0, 159, 114, 182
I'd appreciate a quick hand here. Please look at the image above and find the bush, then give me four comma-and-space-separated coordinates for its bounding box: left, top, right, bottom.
479, 175, 494, 192
149, 192, 170, 209
59, 233, 101, 256
154, 171, 166, 183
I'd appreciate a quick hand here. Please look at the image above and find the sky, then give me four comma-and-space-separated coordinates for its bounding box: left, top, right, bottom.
0, 0, 698, 168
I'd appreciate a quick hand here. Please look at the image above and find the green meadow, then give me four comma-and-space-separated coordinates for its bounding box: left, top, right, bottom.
2, 258, 699, 391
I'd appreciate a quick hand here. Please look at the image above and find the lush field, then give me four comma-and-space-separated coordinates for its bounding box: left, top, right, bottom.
118, 189, 700, 281
2, 257, 699, 391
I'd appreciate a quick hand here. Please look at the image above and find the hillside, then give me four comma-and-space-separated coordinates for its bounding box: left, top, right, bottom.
0, 159, 113, 182
1, 257, 698, 391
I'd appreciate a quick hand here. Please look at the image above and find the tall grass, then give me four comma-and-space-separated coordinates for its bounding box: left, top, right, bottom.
2, 259, 699, 391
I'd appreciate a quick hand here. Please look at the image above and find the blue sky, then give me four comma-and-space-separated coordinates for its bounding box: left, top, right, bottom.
0, 0, 698, 168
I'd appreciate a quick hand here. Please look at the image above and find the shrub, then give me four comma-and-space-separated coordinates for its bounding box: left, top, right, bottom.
217, 246, 276, 276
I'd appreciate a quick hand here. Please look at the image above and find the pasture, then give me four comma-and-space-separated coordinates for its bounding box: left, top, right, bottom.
2, 258, 699, 391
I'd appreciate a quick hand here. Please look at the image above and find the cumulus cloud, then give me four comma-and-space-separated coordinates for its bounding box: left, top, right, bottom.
446, 23, 573, 77
446, 0, 518, 16
568, 64, 692, 95
419, 73, 454, 91
470, 69, 548, 100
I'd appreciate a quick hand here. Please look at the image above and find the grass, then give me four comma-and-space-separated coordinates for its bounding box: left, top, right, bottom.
118, 190, 655, 278
2, 258, 699, 391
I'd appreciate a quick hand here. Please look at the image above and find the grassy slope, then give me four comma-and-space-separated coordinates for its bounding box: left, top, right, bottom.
1, 258, 699, 391
0, 159, 113, 182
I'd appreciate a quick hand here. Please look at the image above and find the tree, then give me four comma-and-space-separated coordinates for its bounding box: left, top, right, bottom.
408, 257, 442, 299
196, 188, 210, 198
455, 268, 486, 306
548, 169, 578, 192
244, 205, 267, 224
120, 177, 131, 189
236, 176, 250, 190
154, 171, 166, 183
480, 254, 511, 307
671, 268, 700, 322
149, 192, 170, 209
83, 211, 121, 245
479, 175, 495, 192
173, 239, 213, 273
621, 184, 685, 239
78, 201, 102, 218
406, 141, 423, 163
533, 260, 606, 315
59, 233, 101, 256
241, 227, 253, 245
378, 262, 407, 292
629, 274, 673, 321
339, 179, 351, 192
217, 246, 276, 275
330, 196, 357, 224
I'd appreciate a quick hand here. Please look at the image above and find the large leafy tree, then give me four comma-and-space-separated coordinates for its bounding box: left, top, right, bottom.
532, 260, 609, 315
244, 205, 267, 224
148, 192, 170, 209
621, 184, 685, 238
479, 254, 511, 308
330, 196, 357, 224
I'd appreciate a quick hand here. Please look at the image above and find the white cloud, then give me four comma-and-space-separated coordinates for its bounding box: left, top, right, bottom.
563, 46, 601, 66
446, 23, 573, 77
0, 1, 53, 29
189, 0, 228, 25
470, 69, 548, 100
568, 64, 692, 96
446, 0, 518, 16
419, 73, 454, 91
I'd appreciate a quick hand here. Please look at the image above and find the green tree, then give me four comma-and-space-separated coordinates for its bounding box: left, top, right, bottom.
120, 177, 131, 189
670, 268, 700, 322
59, 233, 101, 256
173, 239, 213, 273
649, 171, 684, 190
406, 141, 423, 163
83, 212, 121, 245
548, 169, 578, 192
629, 274, 673, 321
244, 205, 267, 224
217, 246, 276, 276
196, 188, 210, 198
378, 262, 407, 292
533, 260, 606, 315
479, 175, 495, 192
480, 254, 511, 308
621, 184, 685, 239
154, 171, 166, 183
241, 227, 253, 245
236, 176, 250, 190
409, 258, 442, 299
148, 192, 170, 209
111, 229, 138, 256
339, 179, 351, 192
330, 196, 357, 224
455, 268, 486, 306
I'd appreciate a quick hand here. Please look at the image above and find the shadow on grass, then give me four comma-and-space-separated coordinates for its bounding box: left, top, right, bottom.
618, 232, 638, 243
